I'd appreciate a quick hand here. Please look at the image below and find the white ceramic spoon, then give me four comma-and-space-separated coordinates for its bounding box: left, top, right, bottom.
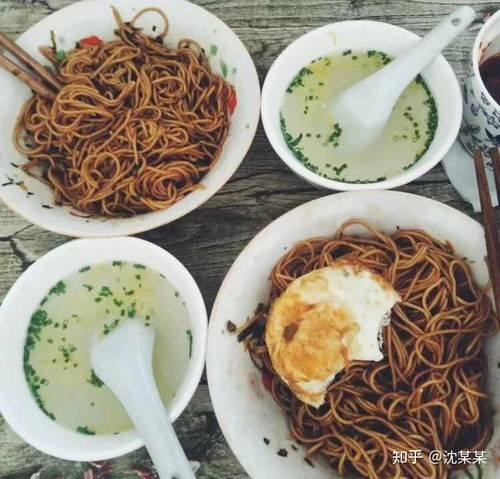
90, 319, 195, 479
330, 5, 476, 151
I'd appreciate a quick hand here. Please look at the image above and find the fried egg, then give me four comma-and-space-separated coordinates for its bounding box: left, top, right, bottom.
265, 260, 400, 408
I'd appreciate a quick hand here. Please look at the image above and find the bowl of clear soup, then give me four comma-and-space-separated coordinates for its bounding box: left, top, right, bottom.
261, 20, 463, 190
0, 237, 207, 461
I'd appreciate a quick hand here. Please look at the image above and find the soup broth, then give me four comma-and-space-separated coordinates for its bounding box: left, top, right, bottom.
280, 51, 438, 183
23, 262, 191, 435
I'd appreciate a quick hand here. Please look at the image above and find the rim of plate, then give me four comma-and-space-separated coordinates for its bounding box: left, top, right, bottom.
207, 190, 491, 479
0, 0, 260, 238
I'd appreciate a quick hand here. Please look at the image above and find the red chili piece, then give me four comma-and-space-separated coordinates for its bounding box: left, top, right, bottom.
80, 35, 103, 46
228, 89, 237, 114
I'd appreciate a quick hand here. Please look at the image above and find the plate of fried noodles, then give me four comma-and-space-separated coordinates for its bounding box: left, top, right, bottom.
207, 190, 500, 479
0, 0, 259, 236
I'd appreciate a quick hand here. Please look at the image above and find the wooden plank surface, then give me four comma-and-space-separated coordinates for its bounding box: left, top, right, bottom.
0, 0, 498, 477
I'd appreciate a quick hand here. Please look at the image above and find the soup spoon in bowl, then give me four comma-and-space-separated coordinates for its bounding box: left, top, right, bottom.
330, 5, 475, 152
91, 319, 195, 479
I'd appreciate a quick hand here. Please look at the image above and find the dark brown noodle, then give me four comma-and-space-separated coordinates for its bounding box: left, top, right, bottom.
13, 7, 233, 216
238, 219, 497, 479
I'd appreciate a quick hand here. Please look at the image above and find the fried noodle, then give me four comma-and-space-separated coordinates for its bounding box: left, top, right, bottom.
14, 7, 233, 216
239, 219, 498, 479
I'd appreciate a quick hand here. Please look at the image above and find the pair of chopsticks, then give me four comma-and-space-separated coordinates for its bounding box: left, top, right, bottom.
0, 32, 61, 100
473, 148, 500, 322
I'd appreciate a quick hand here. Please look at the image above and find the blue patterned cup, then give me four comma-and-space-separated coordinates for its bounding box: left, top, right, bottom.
459, 10, 500, 167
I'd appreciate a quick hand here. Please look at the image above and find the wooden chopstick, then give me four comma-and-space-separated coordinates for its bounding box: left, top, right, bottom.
0, 32, 62, 91
490, 147, 500, 207
0, 54, 56, 100
473, 149, 500, 323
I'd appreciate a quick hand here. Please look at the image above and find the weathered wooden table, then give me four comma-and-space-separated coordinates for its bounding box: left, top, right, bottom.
0, 0, 497, 477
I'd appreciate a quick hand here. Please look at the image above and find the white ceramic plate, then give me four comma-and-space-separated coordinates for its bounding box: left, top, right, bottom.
0, 0, 260, 237
207, 191, 500, 479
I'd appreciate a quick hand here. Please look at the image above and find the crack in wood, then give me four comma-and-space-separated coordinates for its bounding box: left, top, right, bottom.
252, 186, 318, 199
0, 224, 32, 241
8, 237, 33, 271
229, 169, 290, 183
